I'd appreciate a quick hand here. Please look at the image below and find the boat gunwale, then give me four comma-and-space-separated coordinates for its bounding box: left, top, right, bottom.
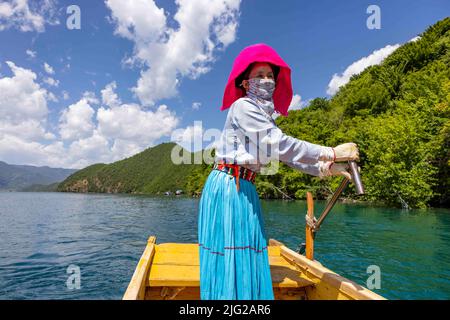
123, 236, 156, 300
273, 240, 386, 300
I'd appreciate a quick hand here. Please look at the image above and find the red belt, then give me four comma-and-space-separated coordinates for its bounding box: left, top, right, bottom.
213, 161, 257, 192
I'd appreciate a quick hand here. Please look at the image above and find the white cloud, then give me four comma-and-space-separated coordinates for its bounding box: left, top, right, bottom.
43, 62, 54, 74
47, 91, 58, 102
55, 85, 180, 167
62, 90, 69, 100
0, 135, 64, 167
171, 122, 205, 152
43, 76, 59, 87
110, 139, 143, 161
289, 94, 306, 111
0, 0, 59, 32
106, 0, 167, 42
326, 44, 400, 96
101, 81, 121, 107
97, 103, 179, 145
59, 98, 96, 141
105, 0, 241, 106
0, 65, 184, 169
66, 129, 112, 168
82, 91, 99, 104
0, 61, 55, 153
0, 119, 55, 141
0, 61, 50, 124
192, 102, 201, 110
26, 49, 36, 58
0, 62, 62, 166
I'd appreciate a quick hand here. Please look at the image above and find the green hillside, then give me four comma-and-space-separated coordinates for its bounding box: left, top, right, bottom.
57, 142, 201, 194
270, 18, 450, 208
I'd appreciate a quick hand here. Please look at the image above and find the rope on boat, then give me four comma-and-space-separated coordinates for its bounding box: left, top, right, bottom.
305, 214, 317, 229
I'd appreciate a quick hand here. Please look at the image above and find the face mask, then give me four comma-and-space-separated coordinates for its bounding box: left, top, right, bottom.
246, 78, 276, 117
247, 78, 276, 100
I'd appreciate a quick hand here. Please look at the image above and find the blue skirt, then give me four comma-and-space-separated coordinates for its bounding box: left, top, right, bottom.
198, 169, 274, 300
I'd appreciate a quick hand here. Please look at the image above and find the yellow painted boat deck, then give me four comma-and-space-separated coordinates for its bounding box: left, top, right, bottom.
123, 236, 386, 300
148, 242, 314, 289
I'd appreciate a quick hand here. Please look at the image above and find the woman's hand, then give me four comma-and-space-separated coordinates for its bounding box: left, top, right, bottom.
320, 161, 352, 180
319, 142, 359, 162
333, 142, 359, 162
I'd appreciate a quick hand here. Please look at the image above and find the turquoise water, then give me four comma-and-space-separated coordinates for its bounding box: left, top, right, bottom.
0, 192, 449, 299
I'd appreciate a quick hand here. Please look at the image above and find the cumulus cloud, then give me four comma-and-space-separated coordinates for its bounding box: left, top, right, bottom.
171, 121, 205, 152
1, 119, 55, 141
58, 84, 180, 166
326, 44, 400, 96
0, 61, 50, 127
101, 81, 121, 107
66, 129, 112, 168
0, 0, 59, 32
0, 62, 56, 162
59, 98, 96, 141
105, 0, 241, 106
0, 75, 181, 169
97, 103, 179, 146
0, 135, 64, 168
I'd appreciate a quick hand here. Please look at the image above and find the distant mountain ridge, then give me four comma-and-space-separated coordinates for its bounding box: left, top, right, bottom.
0, 161, 78, 191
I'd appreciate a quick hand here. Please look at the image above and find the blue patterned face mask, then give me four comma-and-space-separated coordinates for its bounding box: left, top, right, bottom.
246, 78, 276, 116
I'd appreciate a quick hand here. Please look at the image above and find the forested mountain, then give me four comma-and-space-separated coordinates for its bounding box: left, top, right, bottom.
57, 142, 202, 194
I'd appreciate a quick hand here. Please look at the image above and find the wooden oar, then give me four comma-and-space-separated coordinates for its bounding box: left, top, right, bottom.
305, 192, 315, 260
302, 178, 349, 259
314, 177, 350, 232
300, 160, 364, 259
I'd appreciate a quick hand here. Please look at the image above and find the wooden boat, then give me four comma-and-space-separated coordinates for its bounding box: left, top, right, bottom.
123, 192, 385, 300
123, 235, 385, 300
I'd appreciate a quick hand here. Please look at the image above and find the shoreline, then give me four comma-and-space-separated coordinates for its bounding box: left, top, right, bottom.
8, 189, 449, 210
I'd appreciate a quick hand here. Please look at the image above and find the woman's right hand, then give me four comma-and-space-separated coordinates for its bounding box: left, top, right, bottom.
319, 161, 352, 180
333, 142, 359, 162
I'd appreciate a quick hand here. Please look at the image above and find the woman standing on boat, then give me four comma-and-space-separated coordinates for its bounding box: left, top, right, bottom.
198, 43, 359, 300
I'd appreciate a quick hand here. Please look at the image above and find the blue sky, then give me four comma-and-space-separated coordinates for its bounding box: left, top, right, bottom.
0, 0, 448, 168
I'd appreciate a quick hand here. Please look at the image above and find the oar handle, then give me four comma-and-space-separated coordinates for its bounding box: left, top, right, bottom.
349, 161, 365, 195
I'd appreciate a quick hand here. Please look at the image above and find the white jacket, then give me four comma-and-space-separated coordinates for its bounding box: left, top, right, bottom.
214, 97, 328, 176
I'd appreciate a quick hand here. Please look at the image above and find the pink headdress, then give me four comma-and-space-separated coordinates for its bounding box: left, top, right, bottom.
220, 43, 293, 116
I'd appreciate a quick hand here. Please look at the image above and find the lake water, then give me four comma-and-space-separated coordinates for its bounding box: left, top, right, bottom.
0, 192, 449, 300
